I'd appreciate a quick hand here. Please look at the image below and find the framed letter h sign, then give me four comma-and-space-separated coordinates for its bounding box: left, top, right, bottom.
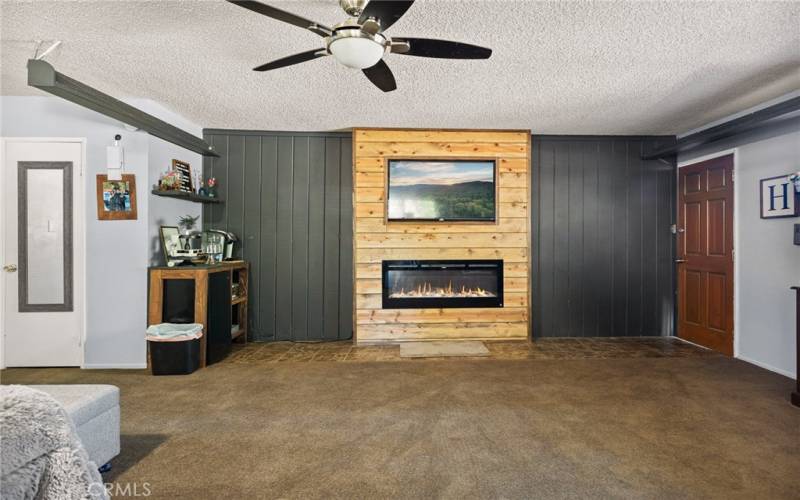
760, 175, 798, 219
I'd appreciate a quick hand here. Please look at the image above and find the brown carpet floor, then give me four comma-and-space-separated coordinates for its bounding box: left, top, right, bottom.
2, 341, 799, 499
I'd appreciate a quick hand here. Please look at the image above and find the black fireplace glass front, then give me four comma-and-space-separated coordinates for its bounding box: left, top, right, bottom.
382, 260, 503, 309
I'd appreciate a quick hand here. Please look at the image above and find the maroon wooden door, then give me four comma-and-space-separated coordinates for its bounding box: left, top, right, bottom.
677, 154, 734, 356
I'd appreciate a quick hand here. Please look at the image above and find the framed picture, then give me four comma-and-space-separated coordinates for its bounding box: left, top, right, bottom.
386, 158, 497, 223
96, 174, 137, 220
159, 225, 181, 263
760, 174, 798, 219
172, 159, 194, 193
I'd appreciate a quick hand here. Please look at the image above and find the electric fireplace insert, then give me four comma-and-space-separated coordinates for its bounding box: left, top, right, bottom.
382, 260, 503, 309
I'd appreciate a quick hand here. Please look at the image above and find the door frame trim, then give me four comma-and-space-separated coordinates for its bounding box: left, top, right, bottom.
0, 137, 87, 369
677, 148, 738, 357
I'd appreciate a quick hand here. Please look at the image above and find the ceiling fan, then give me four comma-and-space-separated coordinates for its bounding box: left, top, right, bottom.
226, 0, 492, 92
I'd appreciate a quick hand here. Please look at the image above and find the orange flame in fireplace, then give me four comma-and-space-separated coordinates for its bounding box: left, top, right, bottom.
389, 281, 496, 299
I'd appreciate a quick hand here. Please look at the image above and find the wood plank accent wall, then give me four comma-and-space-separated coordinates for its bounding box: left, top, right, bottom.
202, 131, 353, 341
353, 128, 531, 343
531, 136, 677, 338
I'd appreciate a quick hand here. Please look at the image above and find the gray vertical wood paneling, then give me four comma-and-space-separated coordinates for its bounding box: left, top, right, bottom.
626, 140, 643, 336
275, 136, 294, 340
323, 138, 342, 340
259, 137, 279, 338
203, 130, 353, 341
596, 140, 615, 335
642, 143, 659, 333
582, 141, 599, 336
531, 136, 677, 338
611, 139, 629, 336
567, 142, 583, 336
307, 137, 326, 340
242, 136, 262, 335
535, 141, 554, 338
552, 141, 570, 335
291, 137, 310, 340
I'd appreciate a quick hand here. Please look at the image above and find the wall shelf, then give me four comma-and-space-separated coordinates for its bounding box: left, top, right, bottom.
151, 190, 223, 204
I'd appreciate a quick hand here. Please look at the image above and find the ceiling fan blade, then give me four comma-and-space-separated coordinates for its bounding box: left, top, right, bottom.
392, 38, 492, 59
226, 0, 332, 37
253, 49, 328, 72
359, 0, 414, 32
362, 60, 397, 92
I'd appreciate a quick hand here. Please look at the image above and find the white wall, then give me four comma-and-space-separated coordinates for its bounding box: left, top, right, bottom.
1, 95, 203, 368
679, 117, 800, 378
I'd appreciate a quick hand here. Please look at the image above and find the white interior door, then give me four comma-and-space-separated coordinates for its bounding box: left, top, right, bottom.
2, 139, 84, 367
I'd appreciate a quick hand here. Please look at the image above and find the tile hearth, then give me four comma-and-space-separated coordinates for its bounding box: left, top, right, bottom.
227, 337, 715, 363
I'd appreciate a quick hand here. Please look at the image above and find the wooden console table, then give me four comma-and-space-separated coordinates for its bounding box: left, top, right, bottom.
792, 286, 799, 408
148, 261, 248, 368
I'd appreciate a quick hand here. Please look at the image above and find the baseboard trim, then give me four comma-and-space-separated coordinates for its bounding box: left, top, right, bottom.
735, 355, 795, 379
668, 336, 711, 350
82, 363, 147, 370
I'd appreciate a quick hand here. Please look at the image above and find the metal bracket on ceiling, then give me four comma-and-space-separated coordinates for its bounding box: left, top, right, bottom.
33, 40, 62, 61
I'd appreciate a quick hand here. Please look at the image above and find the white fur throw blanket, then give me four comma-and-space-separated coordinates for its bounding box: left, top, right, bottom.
1, 385, 108, 500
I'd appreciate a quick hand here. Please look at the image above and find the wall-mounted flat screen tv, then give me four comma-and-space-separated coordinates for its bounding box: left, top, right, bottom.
387, 159, 496, 222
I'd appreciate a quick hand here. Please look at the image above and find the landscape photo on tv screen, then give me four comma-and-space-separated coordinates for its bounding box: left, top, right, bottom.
387, 160, 496, 221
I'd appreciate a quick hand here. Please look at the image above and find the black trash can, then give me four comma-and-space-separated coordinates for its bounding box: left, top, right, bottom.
149, 337, 201, 375
146, 323, 203, 375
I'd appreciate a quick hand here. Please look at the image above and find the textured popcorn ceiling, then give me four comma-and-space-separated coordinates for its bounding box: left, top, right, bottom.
1, 0, 799, 134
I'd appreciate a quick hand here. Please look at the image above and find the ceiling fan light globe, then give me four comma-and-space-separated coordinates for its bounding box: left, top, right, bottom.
329, 36, 385, 69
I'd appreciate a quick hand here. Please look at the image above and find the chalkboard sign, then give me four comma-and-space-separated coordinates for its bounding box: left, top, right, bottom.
172, 159, 194, 193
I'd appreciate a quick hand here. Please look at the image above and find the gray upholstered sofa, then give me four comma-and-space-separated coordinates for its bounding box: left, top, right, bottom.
31, 385, 120, 468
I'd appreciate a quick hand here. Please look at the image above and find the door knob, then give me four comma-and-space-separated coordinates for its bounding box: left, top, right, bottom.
3, 264, 17, 272
675, 259, 687, 264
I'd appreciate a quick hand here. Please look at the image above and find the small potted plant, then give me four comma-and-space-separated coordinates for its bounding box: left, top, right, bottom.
207, 177, 218, 198
178, 214, 200, 235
